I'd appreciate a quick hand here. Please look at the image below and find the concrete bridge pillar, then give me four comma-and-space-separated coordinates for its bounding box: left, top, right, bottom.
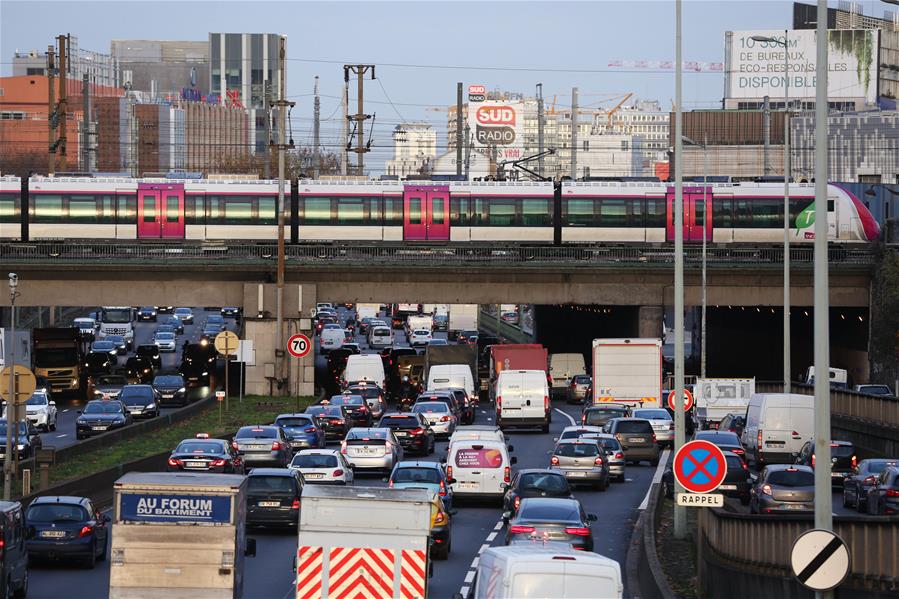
638, 305, 664, 339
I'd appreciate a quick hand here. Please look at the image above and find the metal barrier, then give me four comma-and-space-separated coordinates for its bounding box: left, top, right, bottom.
756, 382, 899, 429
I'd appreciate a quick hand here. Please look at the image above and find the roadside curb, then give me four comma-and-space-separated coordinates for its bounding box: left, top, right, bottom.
625, 482, 677, 599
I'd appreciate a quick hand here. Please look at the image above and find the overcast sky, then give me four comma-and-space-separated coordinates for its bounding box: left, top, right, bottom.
2, 0, 810, 158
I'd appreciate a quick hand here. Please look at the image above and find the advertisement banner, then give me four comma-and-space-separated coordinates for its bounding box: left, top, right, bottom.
454, 447, 504, 468
119, 493, 233, 524
725, 29, 879, 102
467, 88, 525, 162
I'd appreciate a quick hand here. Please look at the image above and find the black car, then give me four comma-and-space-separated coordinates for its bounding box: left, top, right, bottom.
124, 356, 155, 384
200, 323, 223, 343
153, 374, 188, 407
180, 343, 217, 387
155, 306, 174, 314
347, 383, 385, 416
167, 435, 244, 473
693, 430, 747, 458
245, 468, 304, 529
118, 384, 161, 419
795, 440, 857, 486
25, 496, 110, 568
378, 412, 435, 455
0, 419, 43, 461
328, 394, 373, 427
84, 352, 114, 380
582, 405, 630, 427
221, 307, 240, 319
304, 405, 350, 441
718, 413, 746, 438
504, 497, 596, 552
158, 315, 184, 335
843, 458, 899, 512
75, 400, 132, 439
0, 501, 28, 598
137, 306, 157, 321
444, 388, 474, 425
136, 344, 163, 370
502, 469, 572, 517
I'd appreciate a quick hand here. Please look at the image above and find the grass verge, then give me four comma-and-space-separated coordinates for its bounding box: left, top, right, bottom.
655, 497, 700, 599
48, 395, 315, 486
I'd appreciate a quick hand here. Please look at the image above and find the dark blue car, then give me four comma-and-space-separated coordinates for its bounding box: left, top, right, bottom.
25, 496, 110, 568
275, 413, 326, 451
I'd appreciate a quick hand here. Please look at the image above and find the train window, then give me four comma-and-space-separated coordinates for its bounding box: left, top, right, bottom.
258, 196, 276, 225
695, 199, 707, 226
713, 197, 733, 227
141, 195, 157, 223
117, 195, 136, 223
645, 197, 666, 227
486, 198, 516, 226
383, 196, 403, 226
336, 197, 367, 224
0, 193, 19, 223
101, 196, 116, 224
409, 197, 423, 225
224, 198, 253, 224
450, 196, 469, 226
564, 198, 594, 226
750, 198, 783, 228
827, 200, 835, 212
598, 198, 627, 227
185, 195, 204, 225
733, 199, 752, 228
521, 198, 550, 226
68, 195, 98, 224
33, 194, 64, 223
302, 196, 332, 225
431, 197, 445, 225
630, 198, 644, 228
166, 195, 180, 222
789, 198, 812, 228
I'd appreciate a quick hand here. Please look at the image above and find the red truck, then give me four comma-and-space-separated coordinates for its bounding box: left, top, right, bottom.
488, 344, 548, 402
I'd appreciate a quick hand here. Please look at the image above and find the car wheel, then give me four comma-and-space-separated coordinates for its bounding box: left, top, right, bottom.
98, 537, 108, 561
842, 489, 851, 508
85, 543, 97, 569
856, 497, 867, 513
50, 419, 57, 432
12, 569, 27, 599
650, 457, 660, 467
76, 433, 84, 440
599, 478, 609, 492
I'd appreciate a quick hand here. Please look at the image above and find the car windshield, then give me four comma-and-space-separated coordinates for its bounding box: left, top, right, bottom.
381, 416, 419, 427
413, 402, 448, 414
75, 319, 94, 328
588, 437, 622, 451
518, 473, 569, 493
27, 504, 89, 523
615, 420, 653, 434
119, 387, 153, 401
518, 501, 580, 522
393, 468, 441, 484
767, 470, 815, 486
0, 421, 28, 436
84, 402, 122, 414
107, 335, 125, 344
101, 308, 132, 323
831, 445, 854, 458
349, 387, 380, 399
237, 427, 277, 439
207, 316, 224, 324
175, 441, 224, 454
277, 417, 314, 428
725, 455, 746, 469
330, 396, 364, 406
247, 476, 296, 494
34, 347, 76, 368
126, 358, 151, 371
633, 409, 671, 420
156, 333, 175, 341
583, 409, 626, 425
866, 460, 898, 474
554, 443, 599, 457
27, 393, 49, 406
347, 429, 388, 441
97, 375, 126, 386
306, 406, 342, 418
697, 432, 740, 444
92, 342, 114, 351
292, 454, 337, 468
85, 354, 110, 368
154, 376, 183, 386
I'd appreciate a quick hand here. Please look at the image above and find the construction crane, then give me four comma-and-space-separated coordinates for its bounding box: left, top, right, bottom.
604, 92, 634, 125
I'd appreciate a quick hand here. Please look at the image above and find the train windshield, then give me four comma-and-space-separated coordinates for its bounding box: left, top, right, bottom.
101, 308, 132, 324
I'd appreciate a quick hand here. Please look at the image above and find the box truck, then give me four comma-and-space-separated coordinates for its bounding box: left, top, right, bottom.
548, 353, 587, 398
448, 304, 478, 339
33, 327, 86, 398
592, 338, 662, 408
355, 303, 381, 321
488, 344, 548, 403
296, 486, 431, 599
693, 378, 755, 430
109, 472, 256, 599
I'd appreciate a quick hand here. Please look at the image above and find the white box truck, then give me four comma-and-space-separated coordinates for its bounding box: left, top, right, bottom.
592, 338, 662, 409
448, 304, 479, 339
296, 486, 431, 599
109, 472, 256, 599
355, 303, 380, 321
693, 378, 756, 430
406, 314, 434, 335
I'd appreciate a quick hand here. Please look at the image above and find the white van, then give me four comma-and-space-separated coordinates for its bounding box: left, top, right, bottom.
468, 545, 623, 599
804, 366, 849, 389
368, 325, 393, 349
549, 353, 586, 396
320, 327, 345, 352
446, 439, 516, 501
428, 364, 477, 401
448, 426, 507, 451
342, 354, 386, 390
742, 393, 814, 466
495, 370, 550, 433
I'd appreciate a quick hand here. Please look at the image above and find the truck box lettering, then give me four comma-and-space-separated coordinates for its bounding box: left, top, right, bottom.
119, 493, 232, 524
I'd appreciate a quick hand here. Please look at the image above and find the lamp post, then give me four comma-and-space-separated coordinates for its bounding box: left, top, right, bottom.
752, 31, 792, 392
4, 273, 18, 501
683, 135, 708, 378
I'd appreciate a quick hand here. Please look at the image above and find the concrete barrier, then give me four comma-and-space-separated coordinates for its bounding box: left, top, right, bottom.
625, 482, 676, 599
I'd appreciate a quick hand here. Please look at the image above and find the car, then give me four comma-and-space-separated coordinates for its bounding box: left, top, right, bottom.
275, 413, 326, 451
340, 343, 362, 354
409, 329, 433, 347
718, 413, 746, 438
433, 314, 448, 331
90, 339, 119, 360
106, 334, 128, 355
427, 492, 455, 560
341, 427, 404, 473
426, 338, 448, 346
582, 404, 629, 427
854, 384, 895, 398
23, 390, 58, 432
25, 495, 110, 568
154, 331, 177, 352
154, 324, 177, 337
502, 469, 572, 517
118, 384, 161, 419
567, 375, 591, 404
155, 306, 174, 314
221, 307, 240, 318
245, 468, 304, 529
0, 419, 42, 461
158, 315, 184, 335
378, 412, 435, 455
137, 306, 157, 321
232, 425, 292, 467
74, 317, 98, 338
442, 387, 475, 425
289, 449, 354, 485
173, 307, 194, 324
579, 433, 627, 482
749, 464, 815, 514
205, 314, 226, 331
0, 500, 28, 597
328, 394, 373, 427
865, 466, 899, 515
794, 439, 857, 487
75, 400, 132, 439
411, 401, 456, 438
388, 461, 455, 510
199, 323, 223, 344
719, 452, 752, 504
84, 352, 115, 386
603, 418, 660, 466
556, 425, 605, 443
124, 356, 154, 384
167, 434, 244, 473
152, 373, 188, 407
346, 383, 386, 419
416, 390, 461, 420
504, 497, 597, 552
93, 373, 128, 400
136, 344, 162, 369
359, 317, 376, 336
549, 439, 610, 491
304, 405, 350, 441
693, 430, 747, 458
843, 458, 899, 511
501, 311, 519, 324
315, 316, 336, 334
458, 330, 479, 344
632, 408, 675, 447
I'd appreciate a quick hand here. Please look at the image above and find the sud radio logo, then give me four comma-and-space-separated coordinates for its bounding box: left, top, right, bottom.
475, 106, 516, 126
475, 106, 517, 145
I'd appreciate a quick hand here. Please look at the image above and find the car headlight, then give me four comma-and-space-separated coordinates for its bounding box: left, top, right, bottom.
201, 371, 208, 376
178, 387, 186, 393
146, 403, 156, 410
16, 444, 25, 451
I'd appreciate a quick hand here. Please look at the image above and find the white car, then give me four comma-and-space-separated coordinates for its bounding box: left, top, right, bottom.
154, 331, 177, 352
409, 329, 433, 347
289, 449, 354, 485
15, 391, 58, 432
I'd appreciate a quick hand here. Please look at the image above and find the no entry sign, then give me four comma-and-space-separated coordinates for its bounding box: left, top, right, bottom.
287, 333, 312, 358
790, 529, 851, 591
667, 388, 694, 412
673, 440, 727, 494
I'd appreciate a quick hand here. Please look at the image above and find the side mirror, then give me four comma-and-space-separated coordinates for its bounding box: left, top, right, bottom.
507, 444, 514, 452
103, 514, 112, 523
448, 509, 459, 516
440, 456, 447, 464
510, 457, 517, 465
245, 537, 257, 557
50, 401, 57, 407
381, 477, 389, 483
502, 510, 512, 521
587, 514, 598, 521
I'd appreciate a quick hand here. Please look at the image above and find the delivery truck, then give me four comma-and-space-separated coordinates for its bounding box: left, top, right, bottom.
693, 378, 755, 430
424, 344, 477, 381
447, 304, 478, 339
109, 472, 256, 599
355, 303, 381, 321
296, 486, 431, 599
405, 315, 433, 336
487, 344, 548, 403
33, 327, 86, 398
592, 338, 662, 408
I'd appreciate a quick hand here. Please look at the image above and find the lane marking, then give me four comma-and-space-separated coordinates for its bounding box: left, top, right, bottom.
470, 557, 479, 569
56, 434, 67, 438
460, 586, 470, 597
62, 409, 70, 413
459, 519, 503, 597
486, 532, 497, 542
464, 571, 475, 584
492, 521, 503, 531
554, 408, 576, 426
638, 448, 671, 510
478, 544, 490, 554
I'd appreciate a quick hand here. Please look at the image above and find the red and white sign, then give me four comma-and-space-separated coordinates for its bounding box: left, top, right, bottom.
287, 333, 312, 358
296, 546, 324, 599
296, 545, 425, 599
399, 549, 426, 599
475, 105, 516, 126
215, 391, 225, 402
468, 84, 486, 95
673, 440, 727, 494
667, 388, 694, 412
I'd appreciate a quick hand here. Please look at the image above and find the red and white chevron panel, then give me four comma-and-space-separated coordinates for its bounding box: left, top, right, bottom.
296, 546, 325, 599
328, 546, 396, 599
484, 562, 502, 599
399, 549, 426, 599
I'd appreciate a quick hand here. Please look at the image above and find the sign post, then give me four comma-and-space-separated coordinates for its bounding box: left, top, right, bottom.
790, 529, 850, 592
215, 390, 225, 426
214, 331, 239, 412
672, 440, 727, 506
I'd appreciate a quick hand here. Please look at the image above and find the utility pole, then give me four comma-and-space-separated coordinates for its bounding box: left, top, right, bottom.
537, 83, 545, 178
3, 274, 19, 501
81, 73, 90, 172
57, 34, 69, 173
47, 44, 56, 175
464, 124, 472, 180
263, 80, 272, 179
763, 95, 771, 176
456, 82, 463, 177
340, 79, 348, 175
343, 65, 375, 177
313, 76, 320, 178
701, 133, 708, 379
570, 87, 578, 180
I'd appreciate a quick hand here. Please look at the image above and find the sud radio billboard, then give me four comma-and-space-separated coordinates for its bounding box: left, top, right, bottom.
467, 85, 525, 161
724, 29, 879, 103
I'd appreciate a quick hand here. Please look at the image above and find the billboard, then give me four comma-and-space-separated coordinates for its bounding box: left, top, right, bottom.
724, 29, 879, 103
467, 87, 525, 162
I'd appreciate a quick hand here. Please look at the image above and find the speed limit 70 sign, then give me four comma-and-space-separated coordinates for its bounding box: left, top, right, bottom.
287, 333, 312, 358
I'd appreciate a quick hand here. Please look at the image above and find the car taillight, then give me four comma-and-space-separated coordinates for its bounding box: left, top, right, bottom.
434, 511, 446, 525
272, 441, 282, 451
340, 441, 347, 455
886, 489, 899, 497
411, 428, 424, 436
732, 448, 745, 455
564, 527, 591, 536
741, 460, 748, 471
231, 441, 239, 451
79, 525, 93, 538
594, 457, 604, 466
168, 458, 182, 467
211, 459, 226, 467
544, 395, 549, 411
864, 475, 876, 485
758, 430, 763, 447
305, 427, 317, 433
385, 441, 393, 451
292, 498, 301, 510
812, 454, 816, 467
359, 405, 368, 413
669, 422, 674, 431
551, 456, 560, 466
331, 419, 345, 425
440, 416, 450, 422
439, 481, 447, 497
446, 465, 453, 479
761, 484, 772, 496
333, 469, 344, 477
504, 466, 511, 483
652, 434, 657, 444
582, 414, 586, 424
388, 479, 394, 488
615, 452, 624, 460
513, 496, 521, 510
851, 455, 857, 469
497, 395, 502, 408
509, 525, 535, 534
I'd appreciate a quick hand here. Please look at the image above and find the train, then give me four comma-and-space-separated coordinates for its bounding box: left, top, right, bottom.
0, 174, 880, 244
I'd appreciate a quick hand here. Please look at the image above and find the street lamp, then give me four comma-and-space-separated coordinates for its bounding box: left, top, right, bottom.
682, 135, 709, 379
751, 31, 792, 392
3, 273, 18, 501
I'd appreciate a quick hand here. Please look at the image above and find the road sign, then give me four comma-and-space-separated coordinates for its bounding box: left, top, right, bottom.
676, 493, 723, 507
667, 388, 694, 412
214, 331, 239, 356
287, 333, 312, 358
215, 391, 225, 402
673, 440, 727, 494
790, 529, 851, 591
0, 365, 37, 404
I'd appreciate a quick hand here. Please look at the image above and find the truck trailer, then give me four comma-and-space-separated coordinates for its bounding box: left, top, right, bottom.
693, 378, 755, 430
447, 304, 478, 339
488, 344, 548, 403
592, 338, 662, 409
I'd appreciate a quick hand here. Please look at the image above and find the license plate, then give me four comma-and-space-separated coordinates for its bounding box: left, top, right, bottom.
766, 441, 785, 447
92, 426, 108, 431
291, 441, 307, 447
258, 501, 281, 507
130, 410, 142, 415
185, 461, 207, 468
458, 482, 479, 491
566, 471, 587, 478
783, 503, 805, 510
304, 473, 324, 479
41, 530, 67, 538
162, 394, 174, 399
630, 438, 645, 443
355, 448, 378, 456
832, 472, 846, 478
394, 431, 408, 437
719, 484, 737, 490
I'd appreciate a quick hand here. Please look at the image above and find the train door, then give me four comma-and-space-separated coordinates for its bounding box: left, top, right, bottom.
666, 189, 712, 242
403, 185, 450, 241
137, 183, 185, 239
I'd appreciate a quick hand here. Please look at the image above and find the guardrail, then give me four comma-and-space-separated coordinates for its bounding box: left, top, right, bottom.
0, 242, 878, 269
625, 482, 676, 599
757, 382, 899, 429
